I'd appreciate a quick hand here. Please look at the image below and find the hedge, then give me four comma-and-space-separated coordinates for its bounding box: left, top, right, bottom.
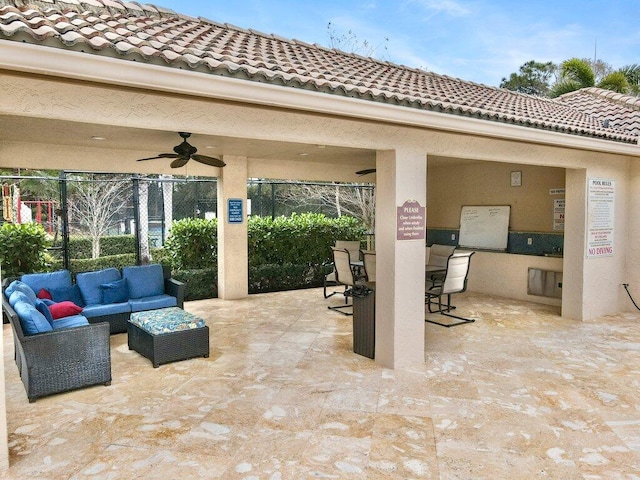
167, 213, 365, 300
68, 235, 136, 259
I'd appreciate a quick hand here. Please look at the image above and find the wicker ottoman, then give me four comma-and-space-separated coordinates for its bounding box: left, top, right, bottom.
128, 307, 209, 368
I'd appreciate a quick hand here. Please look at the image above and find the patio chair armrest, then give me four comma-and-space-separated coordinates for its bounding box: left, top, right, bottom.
165, 277, 186, 308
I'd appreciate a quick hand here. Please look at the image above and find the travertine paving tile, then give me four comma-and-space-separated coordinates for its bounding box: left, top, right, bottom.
2, 288, 640, 479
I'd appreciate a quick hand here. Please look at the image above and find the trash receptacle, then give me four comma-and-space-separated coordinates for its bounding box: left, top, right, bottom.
350, 285, 375, 359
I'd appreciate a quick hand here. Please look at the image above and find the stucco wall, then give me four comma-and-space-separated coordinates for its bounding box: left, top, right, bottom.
427, 161, 566, 232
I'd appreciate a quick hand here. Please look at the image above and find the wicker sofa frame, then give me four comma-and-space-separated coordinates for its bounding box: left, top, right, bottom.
2, 294, 112, 402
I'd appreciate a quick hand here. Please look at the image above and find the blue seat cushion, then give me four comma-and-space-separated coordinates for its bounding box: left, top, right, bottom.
21, 270, 72, 293
122, 264, 164, 299
13, 301, 53, 335
9, 290, 35, 309
5, 281, 37, 305
128, 295, 177, 312
52, 315, 89, 330
81, 302, 131, 318
48, 285, 85, 307
76, 268, 122, 306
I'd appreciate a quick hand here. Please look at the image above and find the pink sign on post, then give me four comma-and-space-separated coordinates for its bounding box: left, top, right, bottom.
397, 200, 426, 240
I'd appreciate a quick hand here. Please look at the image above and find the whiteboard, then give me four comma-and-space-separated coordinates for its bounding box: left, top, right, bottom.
458, 205, 510, 251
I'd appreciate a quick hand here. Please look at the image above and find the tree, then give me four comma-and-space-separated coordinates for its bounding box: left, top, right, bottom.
69, 175, 130, 259
549, 57, 629, 97
549, 57, 595, 97
620, 64, 640, 95
499, 60, 556, 96
276, 182, 376, 233
502, 58, 637, 98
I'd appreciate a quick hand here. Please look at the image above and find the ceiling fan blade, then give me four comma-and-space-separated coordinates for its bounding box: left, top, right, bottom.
137, 153, 179, 162
191, 154, 226, 168
170, 156, 190, 168
356, 168, 376, 176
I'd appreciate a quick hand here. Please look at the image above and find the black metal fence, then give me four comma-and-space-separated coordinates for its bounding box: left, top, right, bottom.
0, 171, 375, 268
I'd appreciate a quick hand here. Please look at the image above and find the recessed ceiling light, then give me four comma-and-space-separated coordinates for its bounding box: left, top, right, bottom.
298, 153, 309, 156
91, 136, 106, 141
205, 145, 217, 149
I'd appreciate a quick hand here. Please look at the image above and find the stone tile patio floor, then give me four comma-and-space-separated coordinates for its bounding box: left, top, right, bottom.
2, 288, 640, 479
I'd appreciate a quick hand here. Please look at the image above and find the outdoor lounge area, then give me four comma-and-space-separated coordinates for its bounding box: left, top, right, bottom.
2, 288, 639, 478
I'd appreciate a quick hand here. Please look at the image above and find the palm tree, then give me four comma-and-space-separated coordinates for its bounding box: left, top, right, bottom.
619, 64, 640, 95
550, 58, 630, 97
550, 58, 595, 97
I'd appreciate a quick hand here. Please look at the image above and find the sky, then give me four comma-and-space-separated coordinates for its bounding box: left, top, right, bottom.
154, 0, 639, 87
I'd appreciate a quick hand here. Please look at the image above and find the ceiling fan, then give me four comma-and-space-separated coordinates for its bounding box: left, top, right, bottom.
136, 132, 226, 169
356, 168, 376, 176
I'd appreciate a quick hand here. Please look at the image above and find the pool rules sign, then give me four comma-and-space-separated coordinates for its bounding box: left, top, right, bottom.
397, 200, 426, 240
587, 178, 615, 257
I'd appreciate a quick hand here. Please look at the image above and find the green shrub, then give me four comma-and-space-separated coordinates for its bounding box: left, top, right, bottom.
0, 222, 51, 277
50, 253, 138, 275
247, 213, 364, 267
69, 235, 136, 259
67, 254, 138, 275
164, 218, 217, 270
172, 268, 217, 301
249, 263, 328, 293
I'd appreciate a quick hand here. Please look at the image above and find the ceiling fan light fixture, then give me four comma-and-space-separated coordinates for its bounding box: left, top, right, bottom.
135, 132, 226, 169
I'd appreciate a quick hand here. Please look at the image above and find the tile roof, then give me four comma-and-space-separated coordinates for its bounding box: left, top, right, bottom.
556, 87, 640, 138
0, 0, 638, 145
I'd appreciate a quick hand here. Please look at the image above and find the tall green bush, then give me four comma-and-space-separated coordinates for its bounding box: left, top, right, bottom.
164, 218, 217, 269
0, 222, 51, 277
165, 212, 365, 299
247, 213, 364, 267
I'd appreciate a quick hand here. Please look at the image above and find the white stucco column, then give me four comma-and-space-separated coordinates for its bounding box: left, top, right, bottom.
374, 149, 427, 370
217, 155, 248, 299
562, 168, 587, 319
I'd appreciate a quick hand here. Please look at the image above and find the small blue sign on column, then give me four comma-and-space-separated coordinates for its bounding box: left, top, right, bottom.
228, 198, 243, 224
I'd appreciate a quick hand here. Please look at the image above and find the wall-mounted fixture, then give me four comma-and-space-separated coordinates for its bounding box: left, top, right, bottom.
510, 170, 522, 187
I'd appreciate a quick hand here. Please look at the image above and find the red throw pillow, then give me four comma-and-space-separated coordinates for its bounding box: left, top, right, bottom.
37, 288, 53, 300
49, 301, 83, 320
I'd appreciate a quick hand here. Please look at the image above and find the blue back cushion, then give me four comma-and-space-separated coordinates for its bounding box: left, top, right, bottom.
76, 268, 121, 305
13, 302, 53, 335
49, 285, 85, 307
21, 270, 72, 293
34, 298, 54, 326
101, 278, 129, 304
9, 290, 35, 308
5, 281, 37, 304
123, 264, 164, 299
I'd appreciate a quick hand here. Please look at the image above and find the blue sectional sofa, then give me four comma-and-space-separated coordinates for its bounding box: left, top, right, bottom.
19, 264, 185, 334
2, 279, 111, 402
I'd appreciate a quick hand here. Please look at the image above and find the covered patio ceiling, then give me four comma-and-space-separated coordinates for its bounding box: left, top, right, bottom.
0, 114, 380, 177
0, 114, 474, 179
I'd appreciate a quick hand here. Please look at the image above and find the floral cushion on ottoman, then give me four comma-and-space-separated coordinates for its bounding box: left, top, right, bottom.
129, 307, 205, 335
